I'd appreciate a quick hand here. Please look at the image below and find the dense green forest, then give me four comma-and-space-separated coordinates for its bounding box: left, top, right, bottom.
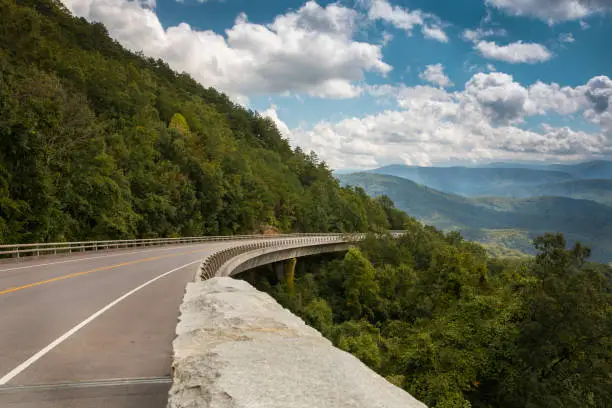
246, 228, 612, 408
338, 172, 612, 262
0, 0, 408, 243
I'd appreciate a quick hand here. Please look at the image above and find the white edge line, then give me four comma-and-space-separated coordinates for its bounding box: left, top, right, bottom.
0, 260, 201, 385
0, 245, 204, 273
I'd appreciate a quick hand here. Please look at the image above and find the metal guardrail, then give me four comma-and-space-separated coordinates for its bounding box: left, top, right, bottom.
0, 233, 343, 259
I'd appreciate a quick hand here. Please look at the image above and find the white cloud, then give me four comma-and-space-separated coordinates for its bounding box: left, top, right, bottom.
461, 27, 507, 42
422, 25, 449, 43
283, 73, 612, 169
559, 32, 576, 43
475, 40, 553, 63
583, 76, 612, 136
63, 0, 391, 101
486, 0, 612, 22
463, 72, 531, 124
419, 64, 453, 88
367, 0, 424, 31
528, 81, 586, 114
366, 0, 449, 43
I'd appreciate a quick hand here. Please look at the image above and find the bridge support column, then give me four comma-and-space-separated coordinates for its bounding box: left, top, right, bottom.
284, 257, 296, 292
272, 258, 296, 292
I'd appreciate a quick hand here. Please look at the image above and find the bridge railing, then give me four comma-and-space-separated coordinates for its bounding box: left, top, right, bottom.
0, 233, 342, 259
198, 234, 360, 280
197, 231, 407, 280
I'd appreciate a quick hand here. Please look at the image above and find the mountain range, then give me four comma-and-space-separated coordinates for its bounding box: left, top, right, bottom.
365, 161, 612, 200
337, 161, 612, 262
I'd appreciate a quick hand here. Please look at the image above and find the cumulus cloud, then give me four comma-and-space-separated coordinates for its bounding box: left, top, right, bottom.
62, 0, 391, 101
475, 40, 553, 63
284, 73, 612, 169
584, 76, 612, 113
419, 64, 454, 88
463, 72, 531, 124
366, 0, 449, 43
528, 81, 585, 114
486, 0, 612, 22
582, 76, 612, 136
422, 25, 449, 42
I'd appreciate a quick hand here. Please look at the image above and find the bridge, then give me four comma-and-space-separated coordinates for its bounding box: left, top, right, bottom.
0, 233, 424, 408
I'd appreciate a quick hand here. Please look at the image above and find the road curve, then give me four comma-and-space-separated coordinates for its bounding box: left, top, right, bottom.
0, 240, 262, 407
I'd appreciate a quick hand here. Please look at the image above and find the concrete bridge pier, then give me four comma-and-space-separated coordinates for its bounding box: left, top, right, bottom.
272, 257, 296, 291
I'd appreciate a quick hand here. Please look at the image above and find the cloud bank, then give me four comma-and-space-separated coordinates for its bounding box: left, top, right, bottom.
63, 0, 392, 101
279, 73, 612, 169
486, 0, 612, 22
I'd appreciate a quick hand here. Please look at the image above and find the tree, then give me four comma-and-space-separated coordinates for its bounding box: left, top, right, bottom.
498, 234, 612, 408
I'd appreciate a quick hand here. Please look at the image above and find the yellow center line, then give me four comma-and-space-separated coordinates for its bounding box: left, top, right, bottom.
0, 249, 206, 296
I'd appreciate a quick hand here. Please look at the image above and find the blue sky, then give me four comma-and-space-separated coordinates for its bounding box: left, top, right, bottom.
65, 0, 612, 169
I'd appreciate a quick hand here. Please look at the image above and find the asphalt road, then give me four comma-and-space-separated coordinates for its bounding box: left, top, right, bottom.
0, 242, 242, 407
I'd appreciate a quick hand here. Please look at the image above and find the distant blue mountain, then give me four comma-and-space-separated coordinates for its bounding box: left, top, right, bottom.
365, 164, 573, 196
364, 161, 612, 198
482, 160, 612, 179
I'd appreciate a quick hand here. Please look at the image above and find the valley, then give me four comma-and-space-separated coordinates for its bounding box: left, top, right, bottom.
338, 165, 612, 262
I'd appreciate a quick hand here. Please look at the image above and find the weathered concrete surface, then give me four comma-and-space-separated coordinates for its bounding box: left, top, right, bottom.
168, 277, 427, 408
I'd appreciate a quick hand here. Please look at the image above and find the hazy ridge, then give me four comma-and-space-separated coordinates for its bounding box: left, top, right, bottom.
337, 169, 612, 262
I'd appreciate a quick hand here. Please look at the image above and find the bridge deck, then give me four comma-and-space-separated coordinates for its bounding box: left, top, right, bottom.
0, 235, 355, 407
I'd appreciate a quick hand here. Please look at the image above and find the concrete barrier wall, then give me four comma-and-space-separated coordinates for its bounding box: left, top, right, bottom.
168, 278, 427, 408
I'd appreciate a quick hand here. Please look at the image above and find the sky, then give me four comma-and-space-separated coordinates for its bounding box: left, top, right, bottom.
62, 0, 612, 169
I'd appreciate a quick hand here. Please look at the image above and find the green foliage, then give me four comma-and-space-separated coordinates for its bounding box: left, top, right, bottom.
0, 0, 404, 243
168, 112, 190, 135
303, 298, 333, 337
257, 227, 612, 408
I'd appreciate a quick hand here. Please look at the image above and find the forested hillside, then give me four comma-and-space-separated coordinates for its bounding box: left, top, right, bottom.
338, 172, 612, 261
246, 231, 612, 408
0, 0, 406, 243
